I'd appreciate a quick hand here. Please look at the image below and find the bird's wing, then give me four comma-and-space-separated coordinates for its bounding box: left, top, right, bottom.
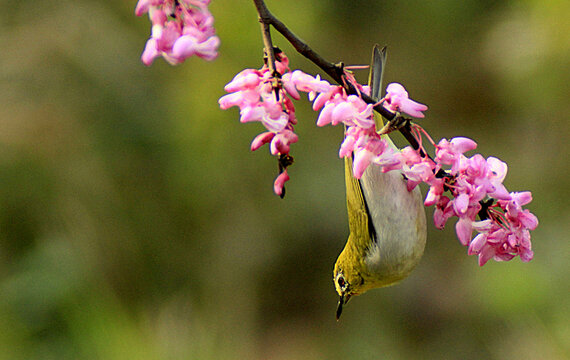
344, 155, 375, 242
343, 45, 389, 243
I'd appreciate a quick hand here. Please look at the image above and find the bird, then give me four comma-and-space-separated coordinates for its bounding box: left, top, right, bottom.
333, 45, 427, 320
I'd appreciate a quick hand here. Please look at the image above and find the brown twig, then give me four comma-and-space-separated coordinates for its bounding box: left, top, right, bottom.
250, 0, 431, 154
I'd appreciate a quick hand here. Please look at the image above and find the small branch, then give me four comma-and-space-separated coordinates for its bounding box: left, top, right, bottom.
252, 0, 424, 153
252, 1, 341, 84
261, 24, 278, 75
400, 119, 422, 151
253, 0, 279, 82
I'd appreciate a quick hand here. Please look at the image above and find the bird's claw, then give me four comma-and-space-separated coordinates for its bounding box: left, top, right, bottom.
377, 113, 410, 135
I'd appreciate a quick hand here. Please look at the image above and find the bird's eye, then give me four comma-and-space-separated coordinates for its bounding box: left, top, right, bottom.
336, 274, 347, 291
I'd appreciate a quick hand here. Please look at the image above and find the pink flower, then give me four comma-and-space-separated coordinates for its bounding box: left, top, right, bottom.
375, 146, 402, 172
220, 64, 328, 137
141, 38, 160, 66
435, 137, 477, 174
220, 68, 290, 133
424, 178, 445, 207
500, 192, 539, 230
383, 83, 428, 118
270, 129, 299, 156
455, 218, 474, 246
220, 53, 333, 197
315, 90, 374, 129
338, 126, 359, 158
433, 196, 454, 229
337, 126, 398, 179
274, 171, 290, 197
225, 69, 262, 91
135, 0, 219, 65
250, 132, 275, 151
402, 160, 436, 188
335, 96, 374, 129
282, 71, 331, 100
172, 34, 220, 61
468, 217, 534, 266
459, 189, 537, 266
486, 157, 510, 200
312, 86, 345, 112
135, 0, 162, 17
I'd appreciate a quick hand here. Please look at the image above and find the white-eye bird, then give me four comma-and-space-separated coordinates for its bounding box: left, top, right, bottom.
334, 45, 427, 319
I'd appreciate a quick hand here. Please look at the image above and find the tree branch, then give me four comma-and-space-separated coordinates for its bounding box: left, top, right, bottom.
253, 1, 277, 76
252, 0, 427, 153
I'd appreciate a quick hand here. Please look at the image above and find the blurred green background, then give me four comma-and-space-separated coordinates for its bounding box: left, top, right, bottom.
1, 0, 568, 359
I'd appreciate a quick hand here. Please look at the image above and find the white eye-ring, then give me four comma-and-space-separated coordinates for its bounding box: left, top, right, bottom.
336, 273, 348, 291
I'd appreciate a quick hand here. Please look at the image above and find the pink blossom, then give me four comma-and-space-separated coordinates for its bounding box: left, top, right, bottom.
435, 137, 477, 174
311, 81, 404, 177
273, 171, 290, 197
336, 125, 398, 179
282, 71, 331, 100
455, 218, 474, 246
338, 126, 359, 158
135, 0, 162, 17
424, 178, 445, 207
219, 90, 257, 110
421, 136, 537, 265
354, 134, 399, 178
224, 69, 262, 92
468, 215, 535, 266
172, 34, 220, 61
456, 188, 537, 265
500, 192, 539, 230
486, 157, 511, 200
353, 149, 374, 179
312, 86, 345, 112
433, 196, 454, 229
135, 0, 219, 65
220, 68, 291, 133
402, 160, 436, 187
316, 101, 336, 127
394, 146, 436, 190
250, 132, 275, 152
375, 146, 402, 172
220, 53, 333, 196
220, 59, 329, 138
141, 38, 160, 66
383, 83, 428, 118
270, 129, 299, 156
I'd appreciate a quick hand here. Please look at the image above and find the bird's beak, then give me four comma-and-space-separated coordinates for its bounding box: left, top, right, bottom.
336, 293, 351, 320
336, 295, 344, 320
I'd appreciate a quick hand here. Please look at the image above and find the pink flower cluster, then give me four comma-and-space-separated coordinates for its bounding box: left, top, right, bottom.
383, 83, 428, 118
313, 82, 427, 178
469, 192, 537, 265
135, 0, 220, 66
395, 137, 538, 265
310, 81, 537, 265
218, 53, 331, 196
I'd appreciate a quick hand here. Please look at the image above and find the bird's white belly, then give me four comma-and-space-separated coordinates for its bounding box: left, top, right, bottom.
359, 164, 427, 280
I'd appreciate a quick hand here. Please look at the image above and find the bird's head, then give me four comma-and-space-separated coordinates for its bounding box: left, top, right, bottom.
333, 246, 368, 320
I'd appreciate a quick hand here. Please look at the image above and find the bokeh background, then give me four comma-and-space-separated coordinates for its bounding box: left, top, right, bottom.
1, 0, 568, 359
